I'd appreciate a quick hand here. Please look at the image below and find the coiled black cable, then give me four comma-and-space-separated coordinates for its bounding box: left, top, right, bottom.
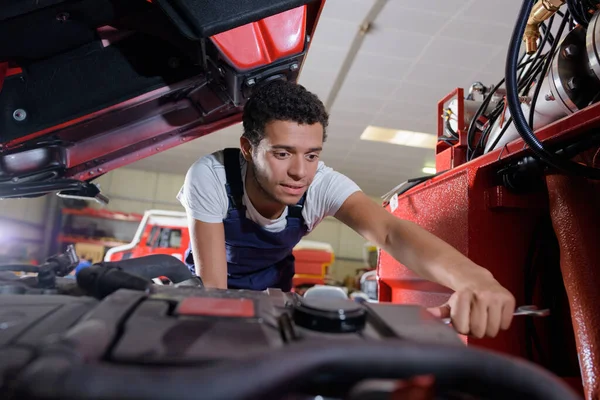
506, 0, 600, 179
529, 11, 570, 128
522, 15, 556, 97
567, 0, 590, 27
540, 20, 556, 45
467, 56, 548, 160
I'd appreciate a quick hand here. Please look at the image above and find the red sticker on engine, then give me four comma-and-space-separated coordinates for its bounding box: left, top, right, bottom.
176, 297, 255, 318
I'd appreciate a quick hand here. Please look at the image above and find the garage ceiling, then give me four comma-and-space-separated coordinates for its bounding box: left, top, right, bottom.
130, 0, 524, 198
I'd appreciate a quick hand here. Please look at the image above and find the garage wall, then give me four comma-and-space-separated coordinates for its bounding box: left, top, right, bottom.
90, 169, 186, 214
92, 167, 380, 281
0, 196, 48, 260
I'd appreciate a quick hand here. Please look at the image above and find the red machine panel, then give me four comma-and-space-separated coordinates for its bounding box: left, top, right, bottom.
379, 95, 600, 398
211, 6, 307, 70
379, 164, 545, 358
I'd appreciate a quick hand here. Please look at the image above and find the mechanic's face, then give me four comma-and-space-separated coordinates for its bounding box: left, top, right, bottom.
241, 120, 323, 212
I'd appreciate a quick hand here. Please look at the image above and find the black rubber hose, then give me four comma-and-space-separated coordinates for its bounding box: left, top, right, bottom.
567, 0, 589, 27
466, 56, 542, 161
540, 21, 556, 45
529, 12, 570, 128
77, 265, 153, 299
15, 340, 581, 400
100, 254, 193, 283
523, 14, 555, 99
506, 0, 600, 179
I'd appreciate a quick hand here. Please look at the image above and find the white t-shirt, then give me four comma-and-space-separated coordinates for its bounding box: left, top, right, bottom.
176, 150, 361, 233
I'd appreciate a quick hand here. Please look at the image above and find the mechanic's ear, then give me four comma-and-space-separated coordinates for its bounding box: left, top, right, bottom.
240, 137, 253, 161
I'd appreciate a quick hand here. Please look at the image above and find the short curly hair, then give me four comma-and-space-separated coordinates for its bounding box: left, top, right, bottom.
242, 79, 329, 146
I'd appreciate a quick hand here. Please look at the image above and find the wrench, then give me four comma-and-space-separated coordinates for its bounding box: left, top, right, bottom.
441, 305, 550, 325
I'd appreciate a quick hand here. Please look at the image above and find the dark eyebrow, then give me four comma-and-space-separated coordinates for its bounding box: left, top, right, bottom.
271, 145, 322, 152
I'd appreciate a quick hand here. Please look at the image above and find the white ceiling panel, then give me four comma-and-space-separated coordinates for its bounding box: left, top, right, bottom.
328, 107, 375, 126
418, 37, 500, 71
479, 47, 511, 79
439, 18, 518, 47
347, 139, 426, 160
370, 112, 436, 134
326, 120, 367, 135
392, 81, 456, 107
127, 0, 533, 198
462, 1, 522, 26
376, 3, 456, 35
297, 67, 337, 100
384, 0, 475, 17
310, 17, 359, 49
347, 52, 413, 81
322, 139, 357, 155
373, 106, 433, 129
403, 62, 477, 93
337, 74, 401, 99
320, 150, 348, 163
330, 92, 387, 114
360, 27, 432, 59
380, 98, 437, 121
300, 40, 347, 73
317, 0, 377, 23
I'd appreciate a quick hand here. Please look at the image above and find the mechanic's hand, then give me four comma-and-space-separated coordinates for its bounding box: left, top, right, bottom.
427, 277, 516, 338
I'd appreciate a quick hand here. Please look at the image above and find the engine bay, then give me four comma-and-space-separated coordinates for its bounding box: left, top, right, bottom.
0, 249, 583, 400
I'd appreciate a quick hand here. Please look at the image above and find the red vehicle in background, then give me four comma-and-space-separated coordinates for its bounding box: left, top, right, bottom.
105, 210, 334, 292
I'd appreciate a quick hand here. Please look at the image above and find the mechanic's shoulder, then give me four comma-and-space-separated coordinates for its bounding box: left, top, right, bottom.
312, 160, 341, 181
185, 150, 227, 183
189, 150, 226, 171
306, 161, 335, 194
307, 160, 355, 199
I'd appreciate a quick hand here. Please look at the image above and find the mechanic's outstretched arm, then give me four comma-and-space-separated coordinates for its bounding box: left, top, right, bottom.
189, 218, 228, 289
335, 191, 516, 339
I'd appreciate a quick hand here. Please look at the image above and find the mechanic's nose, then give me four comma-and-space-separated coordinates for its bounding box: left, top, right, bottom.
288, 156, 307, 179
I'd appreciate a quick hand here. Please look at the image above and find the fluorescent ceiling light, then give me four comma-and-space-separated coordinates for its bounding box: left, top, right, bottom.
422, 166, 436, 174
360, 126, 437, 149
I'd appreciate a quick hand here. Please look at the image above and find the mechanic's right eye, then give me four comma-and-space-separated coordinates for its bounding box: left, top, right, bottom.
274, 152, 291, 159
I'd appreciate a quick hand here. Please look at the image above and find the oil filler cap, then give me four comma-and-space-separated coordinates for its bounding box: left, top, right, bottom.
293, 297, 366, 333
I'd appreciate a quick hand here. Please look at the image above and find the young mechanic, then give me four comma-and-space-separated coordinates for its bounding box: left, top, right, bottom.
177, 80, 516, 339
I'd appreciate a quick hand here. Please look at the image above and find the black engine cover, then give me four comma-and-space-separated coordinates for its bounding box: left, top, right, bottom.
0, 285, 462, 368
0, 279, 465, 400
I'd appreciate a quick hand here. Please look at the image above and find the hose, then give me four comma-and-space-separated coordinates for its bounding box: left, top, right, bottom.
523, 14, 555, 99
506, 0, 600, 179
467, 56, 544, 160
529, 12, 570, 128
14, 340, 582, 400
567, 0, 589, 27
98, 254, 193, 284
77, 265, 153, 299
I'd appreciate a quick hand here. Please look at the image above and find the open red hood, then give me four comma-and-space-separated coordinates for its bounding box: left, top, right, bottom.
0, 0, 326, 202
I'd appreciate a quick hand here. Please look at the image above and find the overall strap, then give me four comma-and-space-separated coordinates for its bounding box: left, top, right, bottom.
287, 192, 306, 220
223, 148, 244, 209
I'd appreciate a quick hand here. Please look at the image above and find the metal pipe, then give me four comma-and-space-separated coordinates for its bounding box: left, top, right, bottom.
524, 0, 566, 54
